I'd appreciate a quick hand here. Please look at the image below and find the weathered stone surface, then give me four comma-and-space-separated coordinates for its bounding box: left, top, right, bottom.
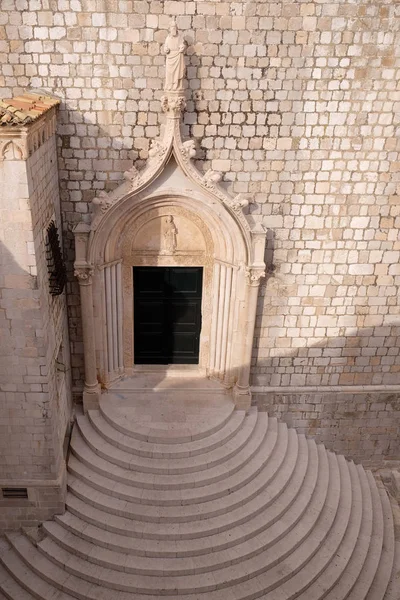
0, 105, 72, 529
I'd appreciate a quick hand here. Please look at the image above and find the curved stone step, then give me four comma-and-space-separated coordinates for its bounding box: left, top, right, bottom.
78, 407, 259, 474
2, 535, 99, 600
0, 545, 75, 600
72, 410, 268, 490
365, 478, 396, 600
0, 397, 396, 600
9, 451, 344, 596
294, 462, 371, 600
58, 435, 319, 557
67, 425, 300, 523
69, 417, 283, 503
68, 430, 294, 527
40, 441, 327, 577
0, 562, 36, 600
64, 435, 325, 550
88, 408, 248, 458
99, 393, 235, 443
322, 469, 383, 600
2, 461, 395, 600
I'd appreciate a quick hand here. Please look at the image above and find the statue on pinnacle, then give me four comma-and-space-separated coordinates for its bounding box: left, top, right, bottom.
163, 18, 187, 92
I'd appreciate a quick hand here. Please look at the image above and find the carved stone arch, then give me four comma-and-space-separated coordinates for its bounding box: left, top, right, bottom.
73, 49, 267, 412
1, 140, 24, 161
90, 185, 250, 268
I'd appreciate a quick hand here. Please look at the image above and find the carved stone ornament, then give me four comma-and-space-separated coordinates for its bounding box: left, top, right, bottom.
74, 267, 94, 282
0, 139, 24, 161
245, 267, 266, 285
91, 191, 113, 230
82, 19, 265, 242
149, 139, 167, 158
161, 94, 186, 116
181, 139, 197, 160
231, 193, 252, 212
203, 169, 223, 187
123, 165, 139, 182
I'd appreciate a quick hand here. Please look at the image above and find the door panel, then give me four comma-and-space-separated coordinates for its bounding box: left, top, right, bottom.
134, 267, 203, 364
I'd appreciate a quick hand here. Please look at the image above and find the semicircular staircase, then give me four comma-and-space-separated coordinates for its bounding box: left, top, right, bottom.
0, 391, 397, 600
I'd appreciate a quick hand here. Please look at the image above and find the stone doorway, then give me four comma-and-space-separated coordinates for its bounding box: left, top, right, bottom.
73, 92, 266, 411
133, 266, 203, 365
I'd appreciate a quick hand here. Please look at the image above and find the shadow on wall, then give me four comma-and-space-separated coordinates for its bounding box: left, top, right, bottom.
0, 238, 72, 435
252, 312, 400, 388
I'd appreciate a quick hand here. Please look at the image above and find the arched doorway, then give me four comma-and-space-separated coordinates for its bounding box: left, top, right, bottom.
74, 96, 266, 411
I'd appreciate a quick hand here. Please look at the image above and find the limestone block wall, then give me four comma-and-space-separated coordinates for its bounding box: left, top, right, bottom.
0, 112, 72, 529
0, 0, 399, 462
254, 391, 400, 467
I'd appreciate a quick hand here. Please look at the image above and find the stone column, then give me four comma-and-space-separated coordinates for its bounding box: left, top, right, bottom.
233, 268, 264, 410
74, 266, 101, 412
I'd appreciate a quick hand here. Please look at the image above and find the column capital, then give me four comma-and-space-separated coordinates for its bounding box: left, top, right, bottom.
74, 265, 94, 284
245, 267, 266, 287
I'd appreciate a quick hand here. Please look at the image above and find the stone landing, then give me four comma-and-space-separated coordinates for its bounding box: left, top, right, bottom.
0, 387, 398, 599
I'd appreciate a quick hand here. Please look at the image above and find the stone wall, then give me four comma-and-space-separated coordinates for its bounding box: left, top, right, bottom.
0, 110, 72, 529
253, 390, 400, 467
0, 1, 399, 455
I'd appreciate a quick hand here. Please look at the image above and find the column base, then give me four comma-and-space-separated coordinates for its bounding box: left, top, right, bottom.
233, 384, 252, 410
83, 383, 101, 413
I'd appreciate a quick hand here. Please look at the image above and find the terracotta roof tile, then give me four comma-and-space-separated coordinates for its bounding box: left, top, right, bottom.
0, 93, 60, 126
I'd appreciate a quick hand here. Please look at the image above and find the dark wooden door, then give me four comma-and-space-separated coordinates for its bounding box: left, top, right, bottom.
133, 267, 203, 364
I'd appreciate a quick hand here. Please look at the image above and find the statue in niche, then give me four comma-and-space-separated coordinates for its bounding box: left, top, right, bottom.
163, 19, 186, 91
161, 215, 178, 254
